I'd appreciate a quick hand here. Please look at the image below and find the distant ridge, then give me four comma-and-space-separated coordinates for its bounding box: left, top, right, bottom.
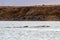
0, 5, 60, 21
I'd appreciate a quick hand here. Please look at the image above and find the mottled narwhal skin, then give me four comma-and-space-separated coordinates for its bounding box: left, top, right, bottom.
0, 5, 60, 21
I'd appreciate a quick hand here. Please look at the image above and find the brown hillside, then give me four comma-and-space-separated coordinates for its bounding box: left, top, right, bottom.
0, 5, 60, 21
